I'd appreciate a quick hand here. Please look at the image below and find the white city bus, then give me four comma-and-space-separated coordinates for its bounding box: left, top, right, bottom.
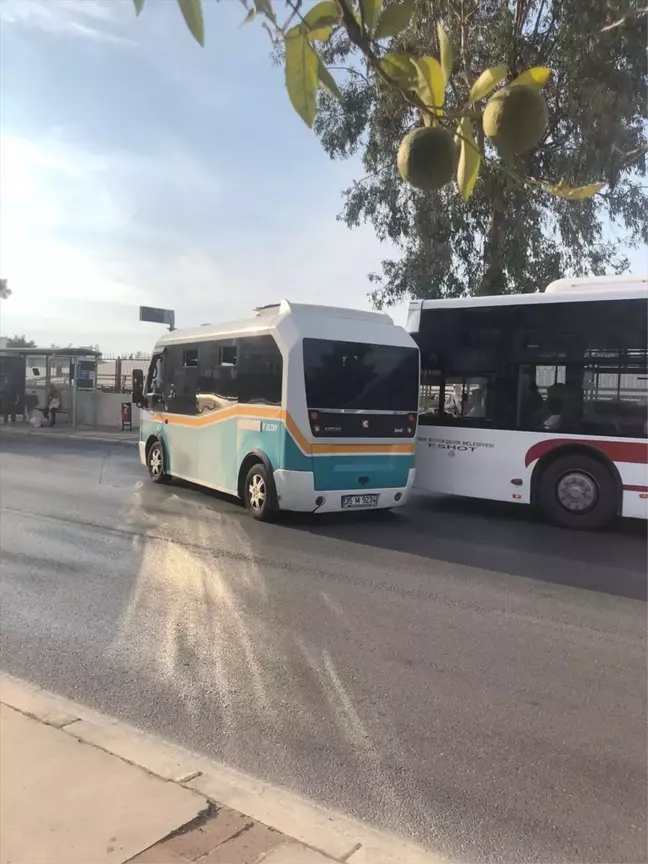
407, 276, 648, 529
135, 301, 420, 520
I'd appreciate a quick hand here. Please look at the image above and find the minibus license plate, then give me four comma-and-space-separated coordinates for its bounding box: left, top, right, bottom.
341, 494, 379, 509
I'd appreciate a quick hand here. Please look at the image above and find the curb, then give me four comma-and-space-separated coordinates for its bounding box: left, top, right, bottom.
0, 428, 138, 447
0, 673, 441, 864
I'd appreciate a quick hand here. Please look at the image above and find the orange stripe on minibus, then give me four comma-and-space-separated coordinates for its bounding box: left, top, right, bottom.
149, 408, 414, 456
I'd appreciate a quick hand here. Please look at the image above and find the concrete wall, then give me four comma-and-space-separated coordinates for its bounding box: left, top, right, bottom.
75, 391, 96, 427
74, 391, 141, 429
96, 392, 141, 429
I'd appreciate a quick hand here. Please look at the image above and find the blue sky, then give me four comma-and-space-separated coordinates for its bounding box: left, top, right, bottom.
0, 0, 401, 352
1, 1, 645, 354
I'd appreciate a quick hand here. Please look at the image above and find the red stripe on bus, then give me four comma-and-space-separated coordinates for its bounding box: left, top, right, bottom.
623, 484, 648, 492
525, 439, 648, 468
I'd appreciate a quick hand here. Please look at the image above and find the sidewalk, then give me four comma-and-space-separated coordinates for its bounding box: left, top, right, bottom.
0, 423, 138, 446
0, 674, 438, 864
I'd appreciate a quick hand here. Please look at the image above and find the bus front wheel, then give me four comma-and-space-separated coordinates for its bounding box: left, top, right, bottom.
147, 440, 171, 485
539, 453, 618, 530
243, 463, 278, 522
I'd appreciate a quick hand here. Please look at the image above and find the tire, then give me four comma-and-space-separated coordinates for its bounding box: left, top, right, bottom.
243, 463, 278, 522
538, 453, 618, 530
147, 440, 171, 485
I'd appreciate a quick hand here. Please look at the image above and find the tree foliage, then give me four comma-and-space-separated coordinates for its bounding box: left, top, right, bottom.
7, 335, 36, 348
313, 0, 647, 301
131, 0, 647, 302
0, 279, 10, 300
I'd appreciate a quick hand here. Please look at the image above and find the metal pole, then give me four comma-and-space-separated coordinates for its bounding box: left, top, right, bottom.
72, 378, 77, 429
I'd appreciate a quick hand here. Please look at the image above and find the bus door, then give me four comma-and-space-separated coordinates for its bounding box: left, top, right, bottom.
161, 346, 202, 479
196, 341, 239, 493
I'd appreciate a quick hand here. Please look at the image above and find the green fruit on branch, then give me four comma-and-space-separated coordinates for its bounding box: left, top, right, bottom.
397, 127, 457, 191
483, 85, 549, 154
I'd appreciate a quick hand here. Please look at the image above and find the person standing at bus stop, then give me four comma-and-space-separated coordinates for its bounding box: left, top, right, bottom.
1, 379, 18, 424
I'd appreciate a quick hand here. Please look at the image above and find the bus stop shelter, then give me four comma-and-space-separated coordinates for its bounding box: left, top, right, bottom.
0, 347, 102, 427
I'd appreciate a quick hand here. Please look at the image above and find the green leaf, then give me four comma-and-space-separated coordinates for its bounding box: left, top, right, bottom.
308, 24, 336, 41
374, 0, 413, 40
379, 52, 418, 86
546, 181, 606, 200
509, 66, 551, 90
318, 59, 342, 101
469, 64, 507, 102
360, 0, 382, 34
303, 0, 339, 25
456, 117, 480, 201
413, 56, 445, 109
285, 27, 319, 127
437, 23, 452, 84
177, 0, 205, 46
303, 2, 340, 41
133, 0, 145, 15
304, 2, 339, 29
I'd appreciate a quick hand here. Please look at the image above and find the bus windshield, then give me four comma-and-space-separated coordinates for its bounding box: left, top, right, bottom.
303, 338, 419, 411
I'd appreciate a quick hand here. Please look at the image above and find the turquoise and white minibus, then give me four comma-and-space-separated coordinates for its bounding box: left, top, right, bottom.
134, 301, 420, 520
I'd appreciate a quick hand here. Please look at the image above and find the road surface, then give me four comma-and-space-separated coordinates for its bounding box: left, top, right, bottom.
0, 435, 646, 862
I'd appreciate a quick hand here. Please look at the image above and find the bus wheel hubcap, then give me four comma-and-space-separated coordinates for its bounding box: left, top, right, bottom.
556, 471, 598, 513
150, 449, 162, 476
249, 475, 266, 510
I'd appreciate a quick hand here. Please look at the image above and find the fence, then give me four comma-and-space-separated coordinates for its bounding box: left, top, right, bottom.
96, 355, 151, 393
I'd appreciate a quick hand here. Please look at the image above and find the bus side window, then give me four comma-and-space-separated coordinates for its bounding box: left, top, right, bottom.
420, 367, 442, 416
165, 345, 198, 415
145, 353, 165, 409
196, 341, 238, 414
581, 360, 648, 438
517, 364, 568, 430
443, 376, 493, 422
238, 335, 283, 406
183, 348, 198, 368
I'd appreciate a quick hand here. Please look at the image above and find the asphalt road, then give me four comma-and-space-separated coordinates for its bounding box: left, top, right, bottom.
1, 434, 646, 863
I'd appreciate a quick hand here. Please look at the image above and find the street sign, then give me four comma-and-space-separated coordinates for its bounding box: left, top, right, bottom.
76, 359, 96, 390
139, 306, 175, 330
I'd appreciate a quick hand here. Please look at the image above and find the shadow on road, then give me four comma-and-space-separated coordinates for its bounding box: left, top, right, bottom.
280, 494, 648, 601
169, 474, 647, 601
5, 435, 642, 601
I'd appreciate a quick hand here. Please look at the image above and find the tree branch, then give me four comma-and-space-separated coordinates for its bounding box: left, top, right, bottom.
329, 65, 371, 84
536, 0, 562, 63
531, 0, 548, 41
619, 143, 648, 167
459, 0, 474, 89
602, 6, 648, 31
